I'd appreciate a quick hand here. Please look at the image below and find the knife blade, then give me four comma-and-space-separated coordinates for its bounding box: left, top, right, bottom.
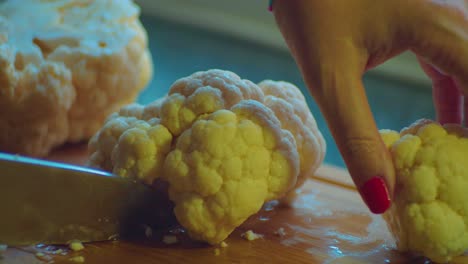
0, 152, 173, 246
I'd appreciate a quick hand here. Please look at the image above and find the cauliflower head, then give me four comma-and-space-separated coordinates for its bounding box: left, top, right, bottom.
380, 119, 468, 263
88, 69, 326, 244
0, 0, 153, 157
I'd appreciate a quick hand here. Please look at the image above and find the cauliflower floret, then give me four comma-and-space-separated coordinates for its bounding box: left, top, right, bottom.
87, 102, 167, 175
88, 69, 326, 245
0, 0, 153, 157
380, 119, 468, 263
159, 69, 265, 136
169, 69, 264, 108
258, 80, 326, 203
88, 116, 143, 172
164, 101, 299, 244
111, 121, 172, 184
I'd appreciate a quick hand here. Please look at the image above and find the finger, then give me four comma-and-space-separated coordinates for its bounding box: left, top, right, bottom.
464, 95, 468, 127
316, 68, 395, 215
273, 1, 394, 214
418, 58, 463, 125
434, 80, 463, 125
409, 5, 468, 96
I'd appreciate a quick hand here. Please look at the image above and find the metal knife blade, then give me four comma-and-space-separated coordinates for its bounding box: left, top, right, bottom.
0, 152, 172, 246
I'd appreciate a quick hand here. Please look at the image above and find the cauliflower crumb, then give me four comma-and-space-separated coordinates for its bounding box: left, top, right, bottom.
214, 248, 221, 256
242, 230, 263, 241
380, 119, 468, 263
69, 256, 85, 263
35, 252, 47, 260
274, 227, 286, 237
108, 234, 119, 241
53, 249, 63, 254
69, 241, 84, 252
220, 241, 228, 248
162, 235, 178, 245
143, 225, 153, 238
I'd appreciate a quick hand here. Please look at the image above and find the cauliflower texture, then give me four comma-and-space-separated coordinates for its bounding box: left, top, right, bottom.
380, 119, 468, 263
0, 0, 153, 156
88, 69, 326, 244
164, 101, 299, 243
259, 80, 326, 203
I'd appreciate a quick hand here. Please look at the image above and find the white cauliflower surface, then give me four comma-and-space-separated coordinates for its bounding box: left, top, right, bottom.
88, 69, 326, 245
381, 119, 468, 263
0, 0, 153, 156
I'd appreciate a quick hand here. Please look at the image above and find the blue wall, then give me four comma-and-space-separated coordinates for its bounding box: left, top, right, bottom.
138, 16, 435, 168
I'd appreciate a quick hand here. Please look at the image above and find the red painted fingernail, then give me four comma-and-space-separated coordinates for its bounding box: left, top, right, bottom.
360, 176, 391, 214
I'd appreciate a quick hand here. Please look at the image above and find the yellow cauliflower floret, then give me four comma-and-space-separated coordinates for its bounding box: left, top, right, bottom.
87, 103, 169, 180
111, 121, 172, 184
88, 69, 326, 245
164, 101, 299, 244
380, 119, 468, 263
159, 69, 265, 136
0, 0, 153, 157
87, 104, 147, 172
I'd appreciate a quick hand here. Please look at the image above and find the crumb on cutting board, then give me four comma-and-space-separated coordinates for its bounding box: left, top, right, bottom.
69, 241, 84, 252
69, 256, 85, 263
143, 225, 153, 238
35, 252, 48, 260
214, 248, 221, 256
35, 252, 54, 262
220, 241, 228, 248
274, 227, 286, 237
241, 230, 263, 241
107, 234, 120, 241
162, 235, 178, 245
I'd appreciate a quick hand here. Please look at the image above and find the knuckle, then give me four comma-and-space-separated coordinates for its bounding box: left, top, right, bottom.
343, 137, 378, 156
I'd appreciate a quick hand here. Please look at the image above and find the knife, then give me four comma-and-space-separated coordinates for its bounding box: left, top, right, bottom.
0, 152, 175, 246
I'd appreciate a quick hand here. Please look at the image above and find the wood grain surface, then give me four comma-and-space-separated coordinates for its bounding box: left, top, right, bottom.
1, 144, 462, 264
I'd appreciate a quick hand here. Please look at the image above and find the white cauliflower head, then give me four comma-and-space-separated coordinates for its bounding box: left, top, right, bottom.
88, 69, 326, 244
380, 119, 468, 263
0, 0, 153, 157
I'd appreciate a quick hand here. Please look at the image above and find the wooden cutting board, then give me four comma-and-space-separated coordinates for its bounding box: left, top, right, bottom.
1, 144, 464, 264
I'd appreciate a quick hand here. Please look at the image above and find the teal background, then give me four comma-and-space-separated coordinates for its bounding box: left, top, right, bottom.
138, 16, 435, 168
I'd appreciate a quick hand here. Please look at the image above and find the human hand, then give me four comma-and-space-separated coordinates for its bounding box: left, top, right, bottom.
271, 0, 468, 214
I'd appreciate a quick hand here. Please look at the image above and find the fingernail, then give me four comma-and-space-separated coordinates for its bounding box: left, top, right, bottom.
360, 176, 391, 214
